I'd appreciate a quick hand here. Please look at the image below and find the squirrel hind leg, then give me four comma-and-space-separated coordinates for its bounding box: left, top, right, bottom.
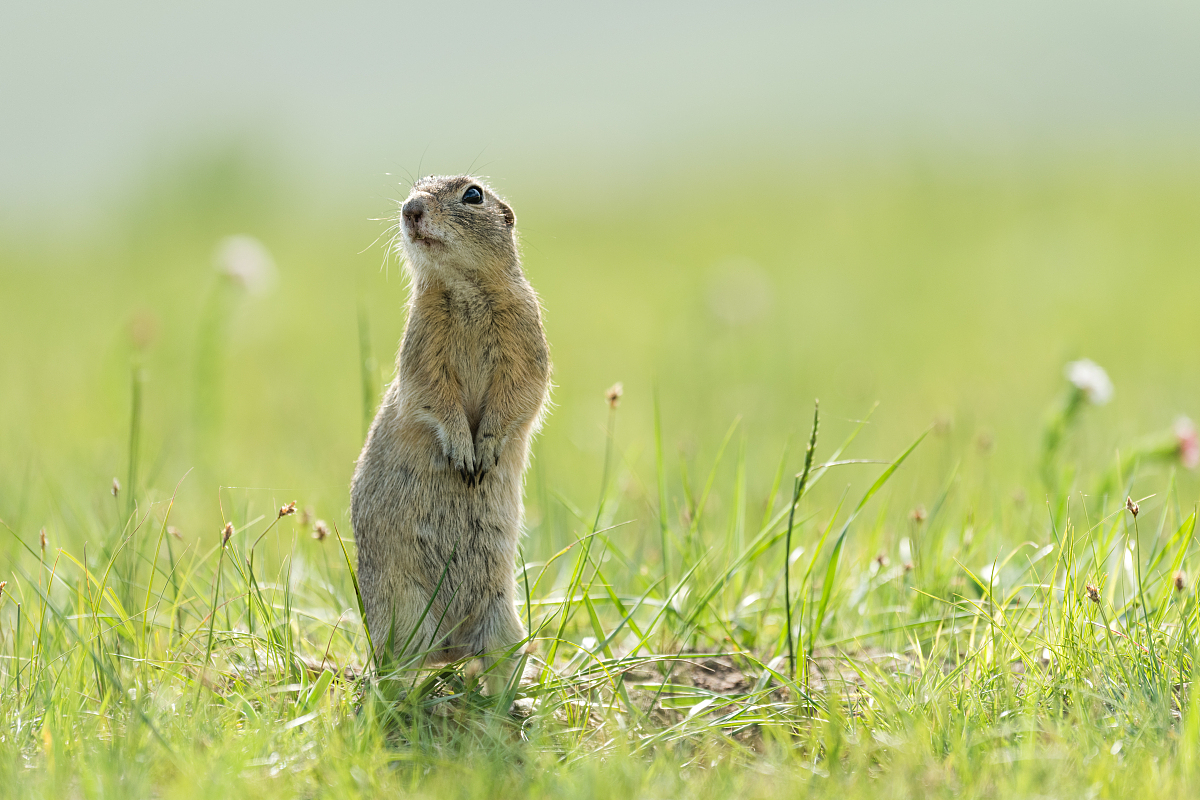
367, 583, 450, 678
467, 652, 525, 700
465, 602, 529, 700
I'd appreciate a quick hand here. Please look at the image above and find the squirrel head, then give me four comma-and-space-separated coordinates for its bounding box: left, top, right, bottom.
397, 175, 518, 281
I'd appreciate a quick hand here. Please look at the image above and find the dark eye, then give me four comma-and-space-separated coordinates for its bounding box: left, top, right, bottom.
462, 186, 483, 205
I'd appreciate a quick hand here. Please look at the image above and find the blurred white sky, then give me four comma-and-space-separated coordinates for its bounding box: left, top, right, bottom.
2, 0, 1199, 216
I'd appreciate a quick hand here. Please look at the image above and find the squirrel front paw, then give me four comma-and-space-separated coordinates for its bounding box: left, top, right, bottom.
473, 430, 504, 480
442, 428, 477, 479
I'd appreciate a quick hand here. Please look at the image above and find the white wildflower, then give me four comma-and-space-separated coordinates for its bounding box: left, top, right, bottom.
1065, 359, 1113, 405
214, 235, 276, 295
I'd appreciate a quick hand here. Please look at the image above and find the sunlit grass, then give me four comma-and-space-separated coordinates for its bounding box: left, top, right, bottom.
2, 378, 1199, 797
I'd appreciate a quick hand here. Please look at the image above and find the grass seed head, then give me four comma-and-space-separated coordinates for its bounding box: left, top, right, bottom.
111, 478, 120, 497
313, 520, 330, 541
39, 528, 46, 552
1126, 496, 1139, 517
167, 526, 182, 540
222, 522, 234, 545
1086, 583, 1101, 604
910, 505, 927, 523
0, 580, 6, 601
605, 382, 623, 409
278, 501, 297, 519
1175, 570, 1188, 593
128, 310, 159, 351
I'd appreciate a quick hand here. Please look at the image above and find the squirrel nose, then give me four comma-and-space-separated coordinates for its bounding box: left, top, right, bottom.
402, 197, 425, 224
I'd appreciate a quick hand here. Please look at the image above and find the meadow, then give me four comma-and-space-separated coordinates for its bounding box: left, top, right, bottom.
3, 148, 1200, 797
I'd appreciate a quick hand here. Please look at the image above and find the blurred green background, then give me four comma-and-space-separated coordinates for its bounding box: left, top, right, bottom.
3, 1, 1200, 562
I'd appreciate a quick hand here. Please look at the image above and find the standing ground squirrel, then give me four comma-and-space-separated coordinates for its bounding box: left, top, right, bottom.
351, 175, 550, 694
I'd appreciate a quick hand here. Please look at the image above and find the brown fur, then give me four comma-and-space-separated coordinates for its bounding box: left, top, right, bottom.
351, 176, 550, 694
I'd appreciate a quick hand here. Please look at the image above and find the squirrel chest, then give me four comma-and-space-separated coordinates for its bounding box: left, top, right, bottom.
409, 281, 508, 434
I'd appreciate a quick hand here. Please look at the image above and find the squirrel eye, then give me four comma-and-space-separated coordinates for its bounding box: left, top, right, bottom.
462, 186, 484, 205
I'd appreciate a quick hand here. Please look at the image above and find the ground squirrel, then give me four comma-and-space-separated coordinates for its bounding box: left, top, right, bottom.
351, 175, 550, 694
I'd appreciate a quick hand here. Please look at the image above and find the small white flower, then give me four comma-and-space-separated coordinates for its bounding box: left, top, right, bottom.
1065, 359, 1113, 405
214, 235, 276, 295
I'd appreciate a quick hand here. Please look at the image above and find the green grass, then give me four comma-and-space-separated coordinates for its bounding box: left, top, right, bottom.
3, 150, 1200, 797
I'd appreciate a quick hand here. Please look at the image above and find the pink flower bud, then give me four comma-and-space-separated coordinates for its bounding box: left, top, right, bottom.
1175, 417, 1199, 470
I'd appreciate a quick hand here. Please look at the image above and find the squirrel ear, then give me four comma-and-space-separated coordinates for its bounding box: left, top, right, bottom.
498, 201, 515, 228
